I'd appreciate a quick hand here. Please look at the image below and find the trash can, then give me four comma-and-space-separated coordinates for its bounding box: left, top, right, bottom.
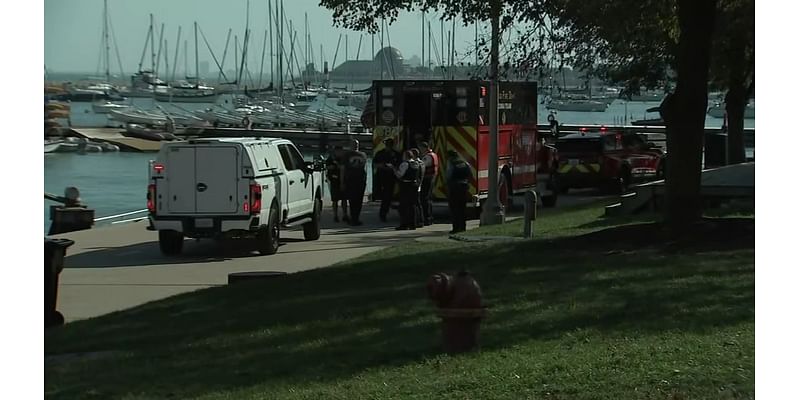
45, 238, 74, 328
704, 132, 728, 169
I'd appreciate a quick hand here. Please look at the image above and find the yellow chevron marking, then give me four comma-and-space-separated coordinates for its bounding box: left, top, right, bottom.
575, 164, 589, 173
558, 164, 573, 174
589, 163, 600, 173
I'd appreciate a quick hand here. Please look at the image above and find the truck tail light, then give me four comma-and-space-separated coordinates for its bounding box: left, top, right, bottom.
249, 183, 262, 214
147, 183, 156, 213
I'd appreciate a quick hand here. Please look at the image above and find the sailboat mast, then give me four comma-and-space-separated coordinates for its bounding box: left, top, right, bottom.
305, 12, 309, 77
137, 24, 152, 73
163, 39, 169, 81
475, 22, 478, 68
150, 14, 155, 73
421, 10, 424, 76
279, 0, 284, 100
268, 0, 273, 87
440, 18, 444, 69
218, 28, 232, 83
155, 23, 165, 77
184, 40, 188, 79
171, 26, 182, 82
234, 36, 239, 86
244, 0, 250, 86
194, 21, 199, 86
103, 0, 110, 82
258, 29, 267, 90
451, 18, 456, 79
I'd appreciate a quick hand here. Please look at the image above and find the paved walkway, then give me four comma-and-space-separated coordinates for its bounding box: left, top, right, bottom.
54, 203, 478, 322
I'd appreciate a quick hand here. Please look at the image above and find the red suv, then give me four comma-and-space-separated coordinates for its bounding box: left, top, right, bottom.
554, 128, 666, 194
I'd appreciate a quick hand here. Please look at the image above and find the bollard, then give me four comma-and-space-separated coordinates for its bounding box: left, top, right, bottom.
47, 187, 95, 235
523, 190, 538, 238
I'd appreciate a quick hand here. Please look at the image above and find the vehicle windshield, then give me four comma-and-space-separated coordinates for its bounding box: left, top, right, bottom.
556, 139, 602, 154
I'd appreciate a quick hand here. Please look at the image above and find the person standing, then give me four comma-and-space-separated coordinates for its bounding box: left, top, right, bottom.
342, 139, 368, 226
372, 138, 401, 222
410, 148, 425, 228
325, 148, 348, 223
394, 150, 420, 230
446, 150, 473, 234
419, 142, 439, 226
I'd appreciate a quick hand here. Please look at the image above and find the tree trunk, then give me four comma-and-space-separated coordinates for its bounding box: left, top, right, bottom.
725, 81, 748, 164
660, 0, 718, 234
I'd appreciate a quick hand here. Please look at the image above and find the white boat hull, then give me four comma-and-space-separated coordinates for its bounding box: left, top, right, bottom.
546, 100, 608, 112
109, 109, 166, 126
707, 104, 755, 119
92, 102, 130, 114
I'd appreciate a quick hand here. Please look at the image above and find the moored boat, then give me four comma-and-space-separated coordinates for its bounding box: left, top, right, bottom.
92, 101, 130, 114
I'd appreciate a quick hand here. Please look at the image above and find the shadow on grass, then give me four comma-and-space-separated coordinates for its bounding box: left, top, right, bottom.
46, 219, 754, 399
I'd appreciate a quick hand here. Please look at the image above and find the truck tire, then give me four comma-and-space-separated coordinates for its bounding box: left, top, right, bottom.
257, 207, 280, 255
158, 230, 184, 255
303, 196, 322, 241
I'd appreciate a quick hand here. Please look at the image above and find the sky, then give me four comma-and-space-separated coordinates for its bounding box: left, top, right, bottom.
44, 0, 484, 76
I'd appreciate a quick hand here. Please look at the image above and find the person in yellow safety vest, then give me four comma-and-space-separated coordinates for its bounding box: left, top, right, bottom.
393, 150, 420, 230
419, 142, 439, 226
410, 148, 425, 228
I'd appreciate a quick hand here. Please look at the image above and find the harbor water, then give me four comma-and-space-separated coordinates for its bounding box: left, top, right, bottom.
44, 92, 753, 234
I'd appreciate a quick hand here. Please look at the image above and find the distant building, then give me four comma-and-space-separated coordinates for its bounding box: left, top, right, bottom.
330, 47, 407, 80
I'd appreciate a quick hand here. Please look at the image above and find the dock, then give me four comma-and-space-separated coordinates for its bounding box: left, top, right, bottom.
66, 126, 375, 153
69, 128, 163, 152
180, 127, 375, 151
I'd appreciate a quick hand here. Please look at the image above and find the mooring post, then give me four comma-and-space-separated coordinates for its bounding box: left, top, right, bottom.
47, 187, 95, 235
523, 190, 538, 238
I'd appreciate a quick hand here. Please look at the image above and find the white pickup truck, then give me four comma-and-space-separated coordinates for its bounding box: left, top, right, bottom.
146, 137, 324, 255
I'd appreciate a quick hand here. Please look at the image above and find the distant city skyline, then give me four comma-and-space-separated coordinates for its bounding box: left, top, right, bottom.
45, 0, 486, 76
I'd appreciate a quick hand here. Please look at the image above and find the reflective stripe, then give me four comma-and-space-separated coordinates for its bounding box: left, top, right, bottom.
477, 170, 489, 179
558, 163, 600, 173
515, 165, 537, 174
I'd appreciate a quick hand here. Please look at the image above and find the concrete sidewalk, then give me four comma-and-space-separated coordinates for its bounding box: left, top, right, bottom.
54, 202, 477, 322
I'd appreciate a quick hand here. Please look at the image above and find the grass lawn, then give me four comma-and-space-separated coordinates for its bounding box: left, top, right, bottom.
45, 204, 755, 400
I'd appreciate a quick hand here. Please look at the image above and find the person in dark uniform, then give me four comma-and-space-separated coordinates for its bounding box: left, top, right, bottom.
446, 150, 473, 234
342, 139, 368, 226
393, 150, 421, 230
372, 138, 401, 222
410, 148, 425, 228
419, 142, 439, 226
325, 148, 348, 222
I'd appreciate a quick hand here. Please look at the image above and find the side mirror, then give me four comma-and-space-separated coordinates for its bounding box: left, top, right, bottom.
306, 160, 325, 172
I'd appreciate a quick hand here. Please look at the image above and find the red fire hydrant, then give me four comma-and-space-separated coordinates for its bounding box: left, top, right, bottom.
427, 270, 487, 354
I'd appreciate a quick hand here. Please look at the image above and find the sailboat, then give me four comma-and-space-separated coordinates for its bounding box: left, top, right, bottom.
121, 14, 170, 98
155, 22, 217, 103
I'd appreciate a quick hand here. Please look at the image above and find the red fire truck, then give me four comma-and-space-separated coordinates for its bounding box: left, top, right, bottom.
364, 80, 558, 210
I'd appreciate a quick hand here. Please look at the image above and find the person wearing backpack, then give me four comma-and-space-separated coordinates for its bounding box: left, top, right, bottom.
445, 150, 473, 234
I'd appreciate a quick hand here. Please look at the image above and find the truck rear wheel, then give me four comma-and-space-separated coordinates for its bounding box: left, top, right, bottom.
257, 207, 280, 255
303, 197, 322, 241
158, 230, 184, 255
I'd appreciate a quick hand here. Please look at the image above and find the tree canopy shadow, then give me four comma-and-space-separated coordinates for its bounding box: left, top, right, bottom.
46, 218, 754, 399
